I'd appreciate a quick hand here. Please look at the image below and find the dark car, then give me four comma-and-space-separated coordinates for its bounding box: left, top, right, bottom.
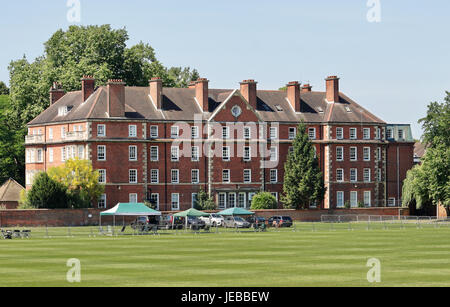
161, 215, 184, 230
268, 216, 293, 228
246, 216, 266, 225
187, 217, 207, 230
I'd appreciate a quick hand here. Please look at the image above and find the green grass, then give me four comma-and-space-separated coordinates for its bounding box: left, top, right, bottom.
1, 223, 450, 287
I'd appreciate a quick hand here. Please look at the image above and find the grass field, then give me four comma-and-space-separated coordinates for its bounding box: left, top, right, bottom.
1, 223, 450, 287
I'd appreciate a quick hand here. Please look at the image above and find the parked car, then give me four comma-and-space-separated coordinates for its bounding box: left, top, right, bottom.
187, 216, 207, 230
246, 216, 266, 225
223, 216, 251, 229
268, 216, 293, 228
131, 216, 150, 230
199, 214, 225, 227
161, 215, 184, 230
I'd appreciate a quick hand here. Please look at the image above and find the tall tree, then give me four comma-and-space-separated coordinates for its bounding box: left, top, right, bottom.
282, 122, 326, 209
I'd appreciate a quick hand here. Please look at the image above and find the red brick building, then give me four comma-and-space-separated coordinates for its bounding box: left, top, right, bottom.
25, 76, 414, 210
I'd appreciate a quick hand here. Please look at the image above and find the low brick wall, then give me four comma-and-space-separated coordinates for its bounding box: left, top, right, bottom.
0, 207, 409, 227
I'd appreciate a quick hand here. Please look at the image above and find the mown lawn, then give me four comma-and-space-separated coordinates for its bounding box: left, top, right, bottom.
0, 224, 449, 287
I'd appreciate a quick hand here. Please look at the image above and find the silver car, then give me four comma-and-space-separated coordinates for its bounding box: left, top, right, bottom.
223, 216, 251, 229
200, 214, 224, 227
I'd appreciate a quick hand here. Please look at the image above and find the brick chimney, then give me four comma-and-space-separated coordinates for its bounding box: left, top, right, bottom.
326, 76, 340, 103
240, 80, 258, 110
107, 79, 125, 118
301, 84, 312, 92
286, 81, 301, 112
149, 77, 162, 110
188, 81, 196, 89
49, 82, 65, 105
195, 78, 209, 112
81, 75, 96, 102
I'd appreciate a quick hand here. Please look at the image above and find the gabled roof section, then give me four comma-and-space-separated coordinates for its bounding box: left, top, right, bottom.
208, 90, 264, 122
0, 178, 25, 202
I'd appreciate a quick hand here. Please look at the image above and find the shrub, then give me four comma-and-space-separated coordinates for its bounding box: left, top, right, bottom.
26, 172, 68, 209
251, 192, 278, 210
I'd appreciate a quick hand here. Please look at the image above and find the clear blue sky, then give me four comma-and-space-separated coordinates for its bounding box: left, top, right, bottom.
1, 0, 449, 138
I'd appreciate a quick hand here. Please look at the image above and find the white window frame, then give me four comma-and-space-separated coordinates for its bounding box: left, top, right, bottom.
336, 127, 344, 140
244, 169, 252, 183
48, 128, 54, 140
289, 127, 297, 140
223, 169, 230, 183
364, 168, 371, 183
336, 147, 344, 161
363, 128, 371, 140
171, 193, 180, 211
98, 169, 106, 184
363, 147, 371, 162
244, 147, 251, 162
223, 146, 230, 161
49, 148, 54, 163
228, 193, 237, 208
97, 124, 106, 137
129, 193, 138, 204
387, 128, 393, 139
192, 193, 199, 208
191, 169, 200, 184
244, 127, 251, 140
336, 169, 344, 182
222, 126, 230, 139
150, 146, 159, 162
191, 126, 199, 139
388, 198, 396, 207
350, 128, 357, 140
191, 146, 200, 162
98, 194, 107, 209
270, 169, 278, 183
308, 128, 316, 140
129, 169, 138, 184
97, 145, 106, 161
350, 191, 358, 208
129, 145, 137, 161
238, 193, 246, 208
171, 169, 179, 184
350, 147, 357, 162
398, 129, 404, 140
270, 146, 278, 162
150, 169, 159, 184
171, 146, 180, 162
269, 127, 278, 140
364, 191, 372, 207
150, 126, 159, 138
337, 191, 344, 208
350, 168, 358, 182
171, 126, 179, 138
129, 125, 137, 138
150, 193, 160, 210
218, 193, 227, 209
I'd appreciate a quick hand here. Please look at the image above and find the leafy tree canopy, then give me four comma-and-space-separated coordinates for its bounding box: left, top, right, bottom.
282, 122, 326, 209
25, 172, 68, 209
194, 188, 216, 211
0, 81, 9, 95
250, 192, 278, 210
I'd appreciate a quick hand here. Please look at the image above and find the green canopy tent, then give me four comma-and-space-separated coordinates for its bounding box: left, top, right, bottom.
100, 203, 161, 231
217, 208, 255, 216
173, 208, 210, 230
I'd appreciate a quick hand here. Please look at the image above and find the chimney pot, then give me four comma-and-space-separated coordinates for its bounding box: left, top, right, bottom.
49, 82, 65, 105
301, 84, 312, 92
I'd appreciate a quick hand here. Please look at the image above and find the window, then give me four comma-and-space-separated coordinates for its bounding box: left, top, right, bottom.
336, 127, 344, 140
218, 193, 227, 209
171, 169, 179, 184
363, 147, 371, 161
78, 146, 84, 159
150, 126, 158, 138
350, 128, 357, 140
61, 127, 67, 139
377, 168, 382, 182
363, 128, 371, 140
244, 147, 251, 161
129, 146, 137, 161
129, 193, 138, 204
98, 194, 107, 209
191, 193, 198, 208
129, 125, 137, 138
375, 128, 381, 140
191, 146, 200, 162
191, 169, 199, 184
336, 169, 344, 182
171, 126, 179, 138
350, 192, 358, 208
244, 127, 251, 140
171, 193, 180, 210
308, 128, 316, 140
364, 191, 371, 207
171, 146, 179, 162
223, 146, 230, 161
388, 198, 396, 207
150, 146, 159, 162
150, 194, 159, 210
48, 128, 53, 140
270, 169, 278, 183
61, 147, 66, 162
49, 149, 54, 163
97, 125, 106, 137
350, 147, 357, 161
270, 146, 278, 162
151, 170, 159, 184
376, 148, 382, 161
271, 192, 278, 201
386, 128, 393, 139
228, 193, 236, 208
269, 127, 278, 140
129, 169, 137, 184
289, 128, 297, 140
238, 193, 246, 208
223, 170, 230, 183
97, 145, 106, 161
350, 169, 358, 182
191, 126, 199, 139
364, 169, 371, 183
337, 191, 344, 208
398, 129, 404, 139
222, 126, 230, 139
98, 170, 106, 184
336, 147, 344, 161
244, 169, 252, 183
37, 149, 43, 163
249, 193, 256, 206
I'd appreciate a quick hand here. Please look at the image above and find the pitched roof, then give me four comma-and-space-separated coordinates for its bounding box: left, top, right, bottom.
414, 142, 427, 158
28, 86, 385, 126
0, 178, 25, 202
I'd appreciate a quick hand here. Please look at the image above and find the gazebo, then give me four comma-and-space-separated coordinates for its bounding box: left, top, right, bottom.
173, 208, 210, 229
217, 208, 255, 216
100, 203, 161, 229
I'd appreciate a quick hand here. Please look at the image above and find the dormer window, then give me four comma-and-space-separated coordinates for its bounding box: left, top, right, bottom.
58, 106, 73, 116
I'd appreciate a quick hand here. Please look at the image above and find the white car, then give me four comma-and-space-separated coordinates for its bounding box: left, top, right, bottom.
200, 214, 224, 227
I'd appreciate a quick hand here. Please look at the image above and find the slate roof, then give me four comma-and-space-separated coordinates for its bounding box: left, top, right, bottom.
28, 86, 385, 126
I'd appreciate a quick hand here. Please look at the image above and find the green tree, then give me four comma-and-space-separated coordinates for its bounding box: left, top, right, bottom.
47, 159, 104, 208
282, 122, 326, 209
194, 188, 216, 211
0, 81, 9, 95
250, 192, 278, 210
403, 93, 450, 210
26, 172, 68, 209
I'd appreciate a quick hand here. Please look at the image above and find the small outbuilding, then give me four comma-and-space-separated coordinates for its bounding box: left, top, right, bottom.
0, 178, 25, 209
